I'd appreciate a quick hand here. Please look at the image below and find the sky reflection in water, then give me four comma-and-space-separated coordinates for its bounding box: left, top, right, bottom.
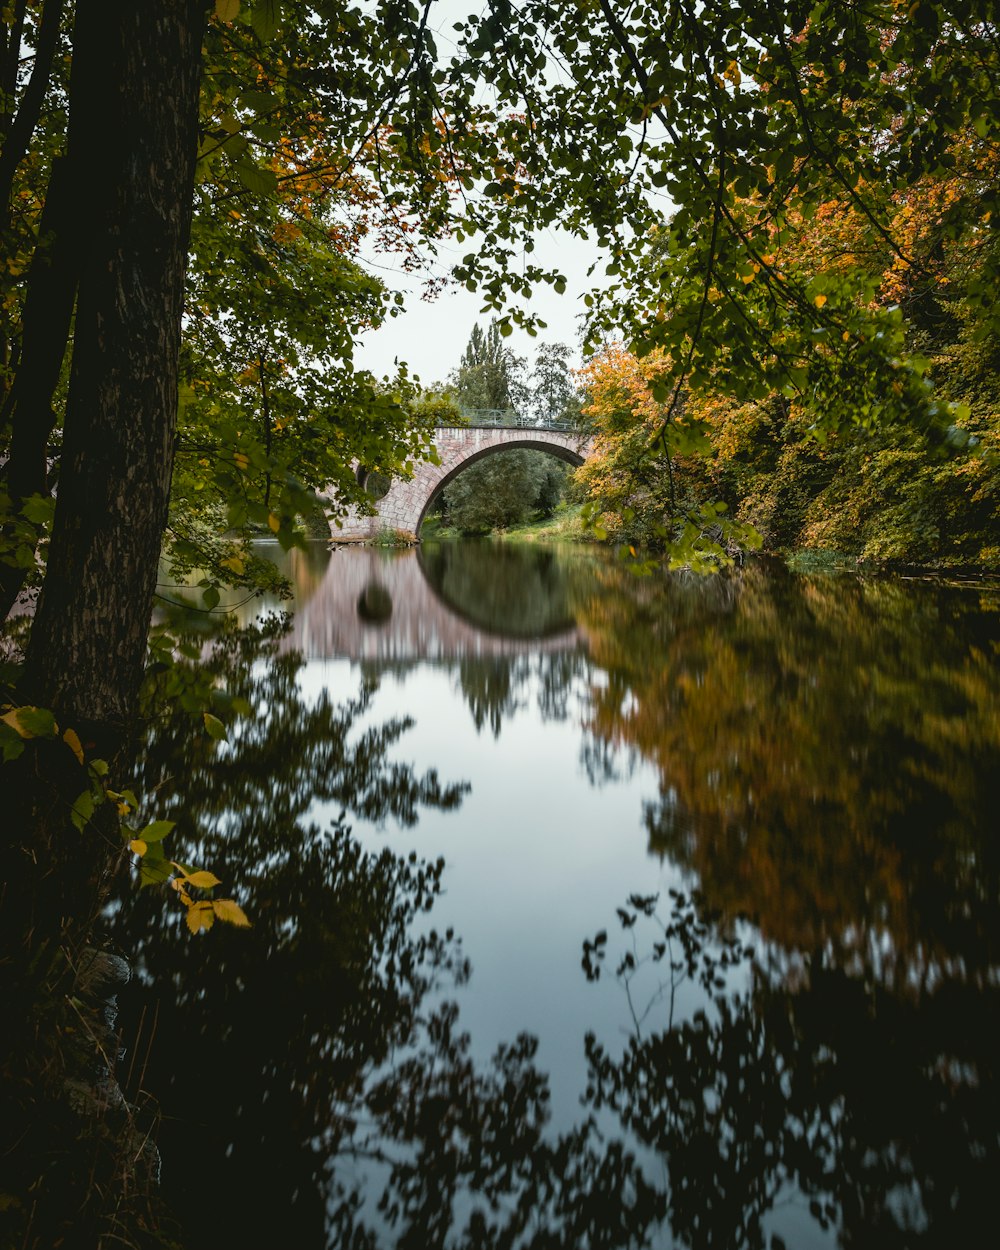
118, 541, 1000, 1250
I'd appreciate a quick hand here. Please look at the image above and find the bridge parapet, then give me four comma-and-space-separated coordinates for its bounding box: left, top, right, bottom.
452, 408, 582, 433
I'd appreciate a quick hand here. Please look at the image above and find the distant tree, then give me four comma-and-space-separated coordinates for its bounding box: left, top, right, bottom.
450, 320, 528, 413
530, 342, 580, 424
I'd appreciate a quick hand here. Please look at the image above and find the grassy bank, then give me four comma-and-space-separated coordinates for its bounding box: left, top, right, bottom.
421, 505, 591, 545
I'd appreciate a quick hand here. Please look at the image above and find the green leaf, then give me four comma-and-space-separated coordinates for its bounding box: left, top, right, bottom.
138, 820, 176, 844
249, 0, 280, 41
203, 712, 228, 741
20, 494, 55, 525
70, 791, 96, 832
0, 727, 25, 762
234, 157, 278, 196
140, 856, 174, 887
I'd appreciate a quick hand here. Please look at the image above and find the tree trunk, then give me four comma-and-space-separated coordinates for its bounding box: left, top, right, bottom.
3, 0, 209, 980
21, 0, 208, 750
2, 8, 209, 1242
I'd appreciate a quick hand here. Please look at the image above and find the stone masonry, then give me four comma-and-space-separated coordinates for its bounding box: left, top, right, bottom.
325, 425, 595, 542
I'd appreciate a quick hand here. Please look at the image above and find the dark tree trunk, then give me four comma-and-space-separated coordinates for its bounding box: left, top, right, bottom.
2, 7, 209, 1243
21, 0, 208, 749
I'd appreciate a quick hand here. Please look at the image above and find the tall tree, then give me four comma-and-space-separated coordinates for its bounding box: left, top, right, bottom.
441, 448, 557, 533
450, 319, 527, 413
530, 340, 580, 424
18, 0, 208, 738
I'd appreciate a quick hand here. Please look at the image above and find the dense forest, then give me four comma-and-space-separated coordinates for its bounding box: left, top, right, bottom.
1, 0, 999, 1246
573, 136, 1000, 567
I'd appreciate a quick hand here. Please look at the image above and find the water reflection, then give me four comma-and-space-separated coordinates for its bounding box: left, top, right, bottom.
574, 564, 1000, 971
119, 545, 1000, 1249
418, 540, 578, 638
275, 541, 585, 660
586, 896, 1000, 1250
119, 618, 471, 1245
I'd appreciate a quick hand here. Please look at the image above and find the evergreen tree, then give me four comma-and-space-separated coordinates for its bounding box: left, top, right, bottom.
451, 320, 527, 413
530, 342, 580, 424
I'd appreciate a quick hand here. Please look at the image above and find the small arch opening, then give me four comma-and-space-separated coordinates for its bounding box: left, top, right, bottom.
358, 466, 393, 501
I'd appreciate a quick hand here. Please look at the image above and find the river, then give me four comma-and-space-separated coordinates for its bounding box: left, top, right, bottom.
115, 540, 1000, 1249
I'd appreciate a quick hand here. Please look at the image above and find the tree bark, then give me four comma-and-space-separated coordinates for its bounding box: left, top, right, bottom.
2, 17, 210, 1237
21, 0, 209, 749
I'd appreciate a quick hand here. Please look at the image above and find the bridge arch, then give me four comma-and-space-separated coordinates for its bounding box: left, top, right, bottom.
414, 435, 586, 534
329, 424, 595, 542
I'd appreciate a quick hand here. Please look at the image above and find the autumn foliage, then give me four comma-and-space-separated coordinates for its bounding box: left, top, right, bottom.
576, 124, 1000, 568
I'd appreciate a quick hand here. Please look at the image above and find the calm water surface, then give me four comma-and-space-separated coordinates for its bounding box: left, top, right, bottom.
119, 541, 1000, 1250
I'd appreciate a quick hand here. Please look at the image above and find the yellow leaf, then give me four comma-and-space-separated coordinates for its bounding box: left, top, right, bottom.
184, 870, 222, 889
220, 555, 245, 575
2, 706, 57, 739
185, 902, 215, 934
63, 727, 84, 764
215, 0, 239, 21
814, 294, 827, 308
267, 512, 280, 533
842, 330, 851, 342
130, 839, 147, 856
233, 452, 249, 470
213, 898, 251, 927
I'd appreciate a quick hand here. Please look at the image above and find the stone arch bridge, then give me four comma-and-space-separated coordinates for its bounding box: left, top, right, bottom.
327, 423, 595, 542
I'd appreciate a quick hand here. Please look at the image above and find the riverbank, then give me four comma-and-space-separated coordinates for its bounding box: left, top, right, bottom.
421, 504, 594, 545
430, 505, 1000, 578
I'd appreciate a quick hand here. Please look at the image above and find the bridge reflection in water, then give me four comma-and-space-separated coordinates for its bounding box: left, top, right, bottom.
282, 541, 586, 661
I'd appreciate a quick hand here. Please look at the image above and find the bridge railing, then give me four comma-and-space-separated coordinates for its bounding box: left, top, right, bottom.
442, 407, 581, 433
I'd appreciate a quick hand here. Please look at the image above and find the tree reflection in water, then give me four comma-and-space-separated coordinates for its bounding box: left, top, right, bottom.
419, 541, 578, 639
117, 617, 476, 1246
584, 893, 1000, 1250
119, 616, 661, 1250
575, 565, 1000, 967
115, 558, 1000, 1249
